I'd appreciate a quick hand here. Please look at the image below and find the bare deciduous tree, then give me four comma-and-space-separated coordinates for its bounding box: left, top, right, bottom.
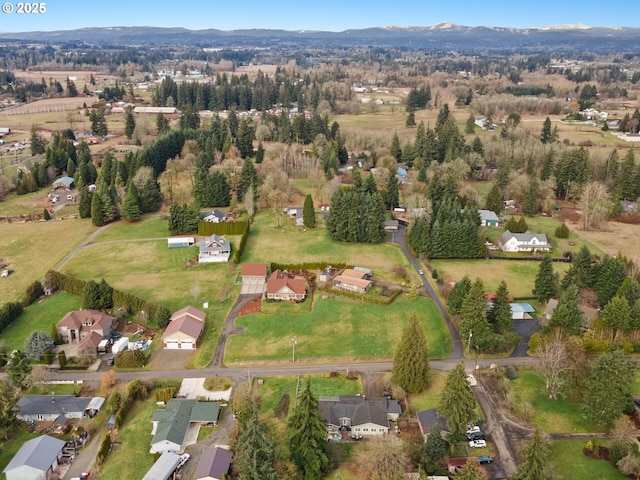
535, 335, 568, 400
355, 436, 409, 480
24, 365, 51, 394
580, 181, 609, 231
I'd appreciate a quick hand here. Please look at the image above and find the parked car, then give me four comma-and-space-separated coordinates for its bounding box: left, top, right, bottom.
106, 355, 115, 366
467, 431, 485, 440
478, 455, 493, 464
467, 425, 481, 434
177, 453, 190, 469
469, 440, 487, 448
418, 269, 424, 275
1, 270, 9, 277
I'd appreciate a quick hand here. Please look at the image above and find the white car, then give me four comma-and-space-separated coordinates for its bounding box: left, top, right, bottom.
467, 425, 481, 434
177, 453, 190, 469
1, 270, 8, 277
469, 439, 487, 448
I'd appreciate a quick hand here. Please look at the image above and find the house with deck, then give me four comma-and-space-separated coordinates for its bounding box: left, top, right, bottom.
318, 395, 401, 437
266, 270, 307, 301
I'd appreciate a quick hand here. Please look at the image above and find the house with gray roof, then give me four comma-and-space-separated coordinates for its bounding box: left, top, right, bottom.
417, 409, 449, 442
498, 230, 550, 253
16, 395, 105, 424
3, 435, 66, 480
198, 234, 231, 263
194, 447, 233, 480
150, 399, 221, 454
318, 395, 401, 437
478, 209, 500, 227
202, 209, 228, 223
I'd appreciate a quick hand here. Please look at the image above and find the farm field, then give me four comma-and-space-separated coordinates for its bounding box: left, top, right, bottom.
90, 216, 170, 242
225, 295, 449, 364
242, 211, 414, 284
429, 258, 570, 298
0, 219, 97, 303
565, 219, 640, 260
0, 183, 50, 216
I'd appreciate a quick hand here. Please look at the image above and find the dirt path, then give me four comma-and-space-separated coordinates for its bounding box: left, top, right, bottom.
211, 294, 259, 367
474, 377, 522, 478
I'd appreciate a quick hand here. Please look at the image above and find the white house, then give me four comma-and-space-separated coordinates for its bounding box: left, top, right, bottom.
202, 209, 227, 223
4, 435, 66, 480
198, 234, 231, 263
498, 230, 550, 253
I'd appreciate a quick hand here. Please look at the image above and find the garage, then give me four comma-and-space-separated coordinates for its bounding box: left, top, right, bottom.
164, 339, 180, 349
181, 340, 195, 349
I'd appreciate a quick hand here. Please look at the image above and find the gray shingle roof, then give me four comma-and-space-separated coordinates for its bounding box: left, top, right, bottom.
318, 395, 399, 430
4, 435, 66, 473
151, 399, 221, 448
16, 395, 98, 418
195, 447, 232, 480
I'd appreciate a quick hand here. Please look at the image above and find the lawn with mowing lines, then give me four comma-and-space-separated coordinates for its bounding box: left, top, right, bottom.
510, 369, 603, 433
0, 292, 81, 353
0, 219, 96, 303
225, 296, 449, 364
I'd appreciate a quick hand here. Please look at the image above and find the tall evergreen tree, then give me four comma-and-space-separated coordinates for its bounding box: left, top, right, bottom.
124, 108, 136, 139
598, 296, 631, 341
391, 316, 430, 393
488, 280, 513, 335
540, 117, 553, 144
594, 255, 628, 306
390, 132, 402, 162
237, 158, 258, 202
90, 192, 105, 226
439, 362, 477, 439
561, 245, 593, 290
582, 350, 635, 428
419, 424, 448, 466
523, 177, 538, 216
288, 379, 329, 480
78, 187, 92, 219
456, 460, 487, 480
255, 141, 264, 164
448, 276, 472, 315
532, 256, 559, 303
383, 172, 400, 210
483, 183, 502, 214
512, 429, 553, 480
121, 182, 142, 222
540, 150, 555, 181
460, 279, 491, 348
234, 412, 277, 480
210, 171, 231, 207
302, 194, 316, 228
544, 284, 583, 337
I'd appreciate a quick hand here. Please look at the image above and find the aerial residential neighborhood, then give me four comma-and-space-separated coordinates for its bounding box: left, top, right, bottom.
0, 7, 640, 480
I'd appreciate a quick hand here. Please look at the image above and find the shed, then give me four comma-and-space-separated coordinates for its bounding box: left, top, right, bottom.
194, 447, 232, 480
4, 435, 66, 480
478, 209, 500, 227
141, 452, 181, 480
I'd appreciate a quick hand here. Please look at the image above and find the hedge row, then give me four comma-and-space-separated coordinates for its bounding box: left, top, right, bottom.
0, 302, 23, 333
270, 262, 353, 272
232, 221, 250, 263
316, 286, 401, 305
97, 433, 112, 465
198, 220, 249, 236
47, 270, 159, 322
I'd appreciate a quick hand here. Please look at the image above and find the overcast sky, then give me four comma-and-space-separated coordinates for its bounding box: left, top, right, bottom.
1, 0, 636, 33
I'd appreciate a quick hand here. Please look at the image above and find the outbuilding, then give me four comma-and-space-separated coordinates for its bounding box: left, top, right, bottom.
3, 435, 66, 480
141, 452, 181, 480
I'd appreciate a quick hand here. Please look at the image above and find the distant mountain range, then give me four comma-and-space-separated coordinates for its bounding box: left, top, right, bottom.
0, 24, 639, 52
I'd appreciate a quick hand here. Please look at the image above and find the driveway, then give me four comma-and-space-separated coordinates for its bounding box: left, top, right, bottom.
178, 378, 232, 401
512, 318, 541, 357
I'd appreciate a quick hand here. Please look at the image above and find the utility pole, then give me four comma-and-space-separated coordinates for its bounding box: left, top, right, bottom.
292, 336, 297, 362
466, 330, 473, 356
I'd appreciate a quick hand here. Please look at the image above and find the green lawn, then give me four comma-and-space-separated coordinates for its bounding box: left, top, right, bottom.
510, 369, 603, 433
97, 398, 156, 480
260, 295, 312, 315
225, 295, 450, 364
90, 216, 170, 242
242, 211, 414, 284
0, 188, 48, 216
549, 439, 627, 480
407, 370, 448, 412
254, 374, 362, 418
0, 219, 97, 303
0, 292, 81, 352
0, 426, 41, 474
429, 259, 569, 298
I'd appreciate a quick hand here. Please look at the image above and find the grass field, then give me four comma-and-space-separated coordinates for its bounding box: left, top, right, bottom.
90, 216, 170, 242
0, 426, 41, 474
407, 370, 448, 412
0, 292, 81, 352
97, 398, 156, 480
429, 258, 570, 299
0, 187, 50, 216
510, 369, 603, 434
225, 295, 450, 364
253, 374, 362, 418
0, 219, 96, 304
549, 439, 627, 480
242, 211, 414, 284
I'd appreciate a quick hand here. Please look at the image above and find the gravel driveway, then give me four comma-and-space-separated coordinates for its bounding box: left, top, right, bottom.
178, 378, 231, 401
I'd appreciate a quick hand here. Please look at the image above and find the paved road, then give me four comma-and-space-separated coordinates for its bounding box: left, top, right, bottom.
211, 294, 258, 367
390, 225, 463, 359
